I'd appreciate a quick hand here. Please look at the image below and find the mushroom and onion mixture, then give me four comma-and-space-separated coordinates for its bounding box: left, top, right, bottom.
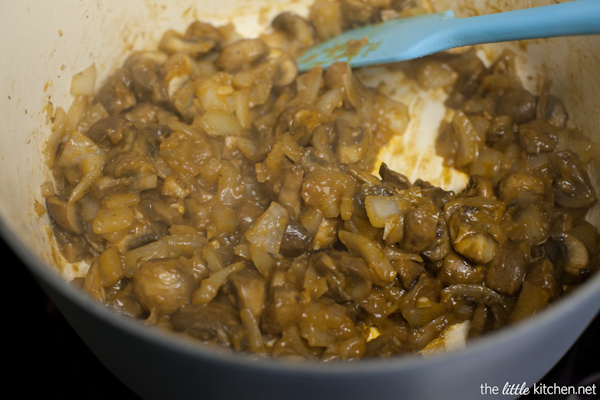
45, 0, 599, 361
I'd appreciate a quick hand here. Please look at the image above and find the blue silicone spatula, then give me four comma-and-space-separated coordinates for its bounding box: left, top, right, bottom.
297, 0, 600, 72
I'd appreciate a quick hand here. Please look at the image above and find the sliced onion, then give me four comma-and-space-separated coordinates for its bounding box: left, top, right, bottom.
70, 64, 97, 96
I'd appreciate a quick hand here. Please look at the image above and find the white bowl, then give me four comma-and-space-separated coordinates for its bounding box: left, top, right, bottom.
1, 1, 598, 399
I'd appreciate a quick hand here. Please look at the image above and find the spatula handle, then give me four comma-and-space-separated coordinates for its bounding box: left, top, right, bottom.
443, 0, 600, 48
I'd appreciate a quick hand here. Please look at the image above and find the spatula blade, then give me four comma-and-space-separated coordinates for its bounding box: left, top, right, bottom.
297, 10, 455, 72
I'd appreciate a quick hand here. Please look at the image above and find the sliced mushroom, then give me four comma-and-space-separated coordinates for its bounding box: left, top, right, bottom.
123, 102, 169, 127
488, 302, 509, 331
518, 119, 558, 155
86, 116, 137, 146
508, 204, 550, 246
336, 252, 373, 302
420, 184, 456, 210
172, 302, 240, 346
393, 257, 424, 289
551, 151, 598, 208
105, 282, 145, 318
557, 233, 590, 276
46, 196, 84, 235
464, 175, 494, 198
496, 171, 546, 203
51, 225, 89, 262
95, 67, 137, 116
310, 123, 337, 163
272, 55, 298, 87
324, 61, 371, 109
536, 79, 568, 128
421, 220, 452, 262
280, 219, 313, 257
312, 251, 372, 302
184, 21, 225, 50
445, 49, 488, 108
123, 50, 169, 70
158, 29, 216, 57
508, 281, 550, 323
162, 53, 197, 103
379, 162, 412, 191
438, 251, 485, 286
452, 110, 484, 168
485, 243, 528, 295
110, 216, 161, 253
445, 197, 505, 264
130, 58, 169, 105
272, 12, 314, 47
435, 121, 459, 167
312, 252, 348, 301
139, 123, 173, 155
402, 206, 439, 254
496, 86, 537, 124
341, 0, 378, 27
104, 151, 157, 179
569, 221, 600, 256
278, 157, 304, 219
308, 0, 343, 41
133, 258, 194, 316
543, 94, 568, 128
525, 258, 562, 299
404, 271, 442, 305
275, 105, 323, 146
216, 38, 269, 72
440, 283, 503, 306
335, 118, 370, 165
486, 115, 516, 144
139, 195, 185, 227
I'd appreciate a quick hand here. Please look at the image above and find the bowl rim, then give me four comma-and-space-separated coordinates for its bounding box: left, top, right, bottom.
5, 212, 600, 376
